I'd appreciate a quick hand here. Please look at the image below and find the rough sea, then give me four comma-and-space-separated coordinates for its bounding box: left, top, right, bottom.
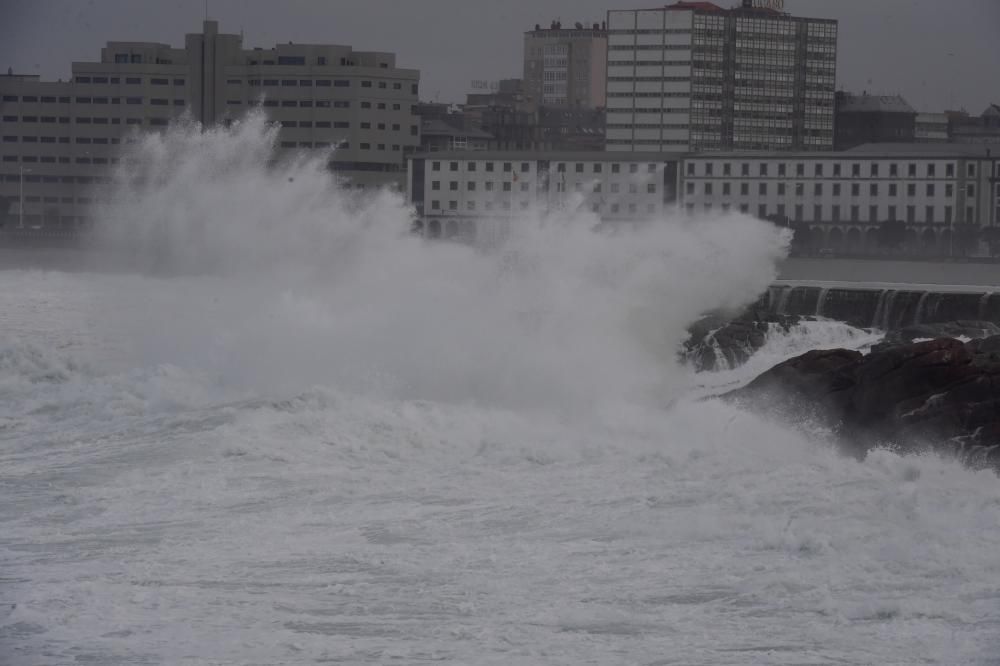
2, 116, 999, 665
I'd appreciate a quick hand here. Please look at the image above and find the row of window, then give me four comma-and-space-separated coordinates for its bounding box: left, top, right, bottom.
2, 97, 182, 106
1, 173, 112, 184
75, 75, 184, 85
429, 160, 660, 174
243, 79, 415, 93
686, 180, 972, 198
428, 199, 661, 215
276, 141, 401, 151
686, 161, 974, 179
429, 180, 659, 194
684, 201, 973, 225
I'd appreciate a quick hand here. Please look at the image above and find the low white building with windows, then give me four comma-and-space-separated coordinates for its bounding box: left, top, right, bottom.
406, 151, 680, 242
677, 143, 1000, 254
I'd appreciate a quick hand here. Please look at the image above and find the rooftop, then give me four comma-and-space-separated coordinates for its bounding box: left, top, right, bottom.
836, 93, 916, 115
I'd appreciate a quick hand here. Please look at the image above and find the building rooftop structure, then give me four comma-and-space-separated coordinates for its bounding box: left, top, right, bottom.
836, 93, 916, 115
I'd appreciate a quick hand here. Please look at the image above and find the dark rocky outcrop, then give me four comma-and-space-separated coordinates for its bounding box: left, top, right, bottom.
684, 311, 803, 372
728, 335, 1000, 470
872, 320, 1000, 351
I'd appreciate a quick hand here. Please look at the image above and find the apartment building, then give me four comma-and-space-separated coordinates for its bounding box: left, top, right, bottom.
606, 0, 836, 153
678, 143, 1000, 254
523, 21, 608, 109
0, 20, 420, 226
407, 151, 679, 242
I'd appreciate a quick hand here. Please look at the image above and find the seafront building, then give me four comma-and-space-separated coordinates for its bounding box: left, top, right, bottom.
605, 0, 837, 153
0, 20, 420, 226
407, 144, 1000, 256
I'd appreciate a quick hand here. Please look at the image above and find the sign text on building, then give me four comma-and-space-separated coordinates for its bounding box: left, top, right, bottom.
751, 0, 785, 10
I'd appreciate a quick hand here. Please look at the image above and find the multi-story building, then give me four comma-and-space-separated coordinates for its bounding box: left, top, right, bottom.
677, 143, 1000, 255
523, 22, 607, 109
606, 0, 837, 153
834, 92, 916, 150
915, 113, 950, 143
406, 151, 679, 241
0, 20, 420, 227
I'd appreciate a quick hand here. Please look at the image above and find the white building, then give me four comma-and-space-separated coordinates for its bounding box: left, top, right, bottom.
677, 143, 1000, 254
406, 151, 680, 241
0, 20, 420, 227
606, 0, 836, 153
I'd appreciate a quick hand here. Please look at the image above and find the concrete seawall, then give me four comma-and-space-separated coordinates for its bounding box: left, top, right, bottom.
765, 281, 1000, 329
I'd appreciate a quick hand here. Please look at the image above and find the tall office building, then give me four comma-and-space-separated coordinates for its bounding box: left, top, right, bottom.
0, 20, 420, 227
606, 0, 837, 152
523, 21, 607, 109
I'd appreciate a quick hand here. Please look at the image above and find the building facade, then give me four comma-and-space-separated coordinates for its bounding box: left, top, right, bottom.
677, 144, 1000, 255
915, 113, 950, 143
523, 22, 608, 109
606, 0, 837, 153
0, 20, 420, 226
407, 151, 678, 242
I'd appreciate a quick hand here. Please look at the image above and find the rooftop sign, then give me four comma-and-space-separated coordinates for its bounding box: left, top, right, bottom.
750, 0, 785, 9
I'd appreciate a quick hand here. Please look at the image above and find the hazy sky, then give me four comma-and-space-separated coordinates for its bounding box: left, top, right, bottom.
2, 0, 998, 113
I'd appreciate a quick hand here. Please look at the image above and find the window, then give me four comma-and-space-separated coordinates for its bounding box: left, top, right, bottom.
449, 201, 457, 210
925, 206, 934, 222
503, 182, 511, 192
870, 205, 879, 221
967, 184, 976, 197
833, 163, 841, 177
889, 183, 897, 196
151, 98, 168, 105
945, 206, 952, 224
796, 163, 804, 177
760, 163, 768, 177
334, 80, 350, 87
908, 163, 916, 177
926, 184, 935, 197
485, 162, 494, 172
740, 183, 749, 196
504, 162, 512, 172
611, 163, 620, 174
852, 163, 860, 177
126, 97, 142, 104
946, 184, 954, 197
778, 163, 786, 177
742, 163, 749, 176
449, 181, 458, 191
813, 205, 822, 221
278, 56, 306, 66
466, 201, 476, 211
795, 183, 804, 196
777, 183, 786, 196
946, 163, 954, 177
151, 78, 168, 85
815, 163, 823, 177
576, 163, 584, 173
521, 182, 530, 192
890, 163, 898, 177
870, 163, 879, 177
723, 182, 731, 196
723, 163, 732, 176
777, 204, 786, 217
832, 205, 840, 222
850, 205, 859, 222
611, 183, 620, 194
870, 183, 878, 196
449, 162, 458, 172
281, 80, 297, 87
467, 182, 476, 191
758, 204, 767, 218
704, 183, 712, 195
316, 80, 332, 87
928, 164, 936, 177
907, 205, 915, 223
647, 183, 656, 194
75, 97, 91, 104
814, 183, 823, 196
794, 204, 803, 221
431, 181, 440, 191
467, 162, 476, 172
431, 161, 440, 171
907, 183, 916, 197
686, 182, 695, 195
758, 183, 767, 196
593, 183, 602, 193
833, 183, 841, 196
361, 80, 372, 88
115, 53, 128, 63
705, 163, 713, 176
485, 182, 494, 191
521, 162, 530, 173
687, 163, 695, 176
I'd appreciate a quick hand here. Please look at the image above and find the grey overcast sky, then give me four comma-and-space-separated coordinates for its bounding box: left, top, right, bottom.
1, 0, 998, 113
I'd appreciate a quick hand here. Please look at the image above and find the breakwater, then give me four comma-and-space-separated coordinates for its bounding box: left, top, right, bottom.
765, 281, 1000, 329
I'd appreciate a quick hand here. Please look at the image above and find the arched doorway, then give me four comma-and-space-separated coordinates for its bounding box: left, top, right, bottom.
827, 226, 844, 251
427, 219, 442, 239
445, 219, 459, 239
846, 227, 862, 253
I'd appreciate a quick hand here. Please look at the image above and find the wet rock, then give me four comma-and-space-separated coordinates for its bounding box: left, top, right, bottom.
684, 312, 803, 372
873, 320, 1000, 352
728, 335, 1000, 470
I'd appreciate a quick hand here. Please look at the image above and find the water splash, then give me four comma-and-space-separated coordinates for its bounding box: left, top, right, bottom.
84, 113, 790, 411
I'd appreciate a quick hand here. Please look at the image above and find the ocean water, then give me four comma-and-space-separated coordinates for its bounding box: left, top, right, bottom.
2, 116, 999, 665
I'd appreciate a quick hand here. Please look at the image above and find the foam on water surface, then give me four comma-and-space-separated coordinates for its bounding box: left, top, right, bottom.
1, 115, 998, 665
